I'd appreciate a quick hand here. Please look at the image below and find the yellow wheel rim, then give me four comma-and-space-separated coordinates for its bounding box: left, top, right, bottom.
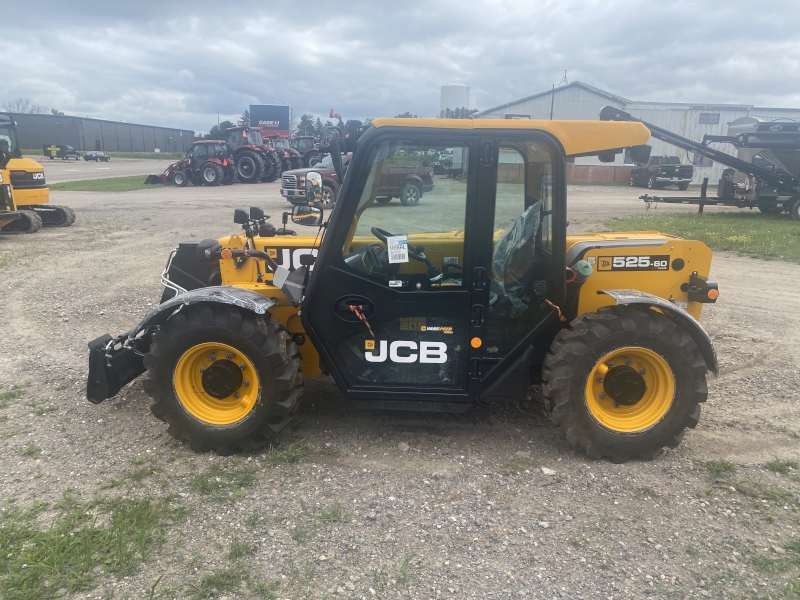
173, 342, 259, 425
585, 346, 675, 433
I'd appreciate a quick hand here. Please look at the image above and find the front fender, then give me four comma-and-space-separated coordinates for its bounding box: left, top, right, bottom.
598, 289, 719, 377
86, 287, 276, 404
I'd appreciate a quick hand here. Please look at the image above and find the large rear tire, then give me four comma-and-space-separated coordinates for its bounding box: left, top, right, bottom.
305, 150, 320, 168
542, 305, 707, 462
235, 150, 266, 184
678, 182, 690, 191
788, 197, 800, 221
142, 304, 303, 455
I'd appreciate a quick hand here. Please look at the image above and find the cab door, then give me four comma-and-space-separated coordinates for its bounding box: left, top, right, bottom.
303, 129, 486, 407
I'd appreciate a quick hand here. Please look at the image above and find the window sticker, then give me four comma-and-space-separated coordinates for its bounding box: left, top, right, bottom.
387, 235, 409, 264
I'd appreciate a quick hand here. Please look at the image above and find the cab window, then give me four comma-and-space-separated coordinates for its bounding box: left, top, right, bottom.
485, 140, 555, 357
192, 144, 208, 159
341, 140, 470, 290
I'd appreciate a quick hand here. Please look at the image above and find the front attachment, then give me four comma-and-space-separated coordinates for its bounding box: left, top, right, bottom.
87, 332, 149, 404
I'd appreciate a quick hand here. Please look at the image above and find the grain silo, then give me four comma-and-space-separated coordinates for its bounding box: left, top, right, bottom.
440, 83, 470, 113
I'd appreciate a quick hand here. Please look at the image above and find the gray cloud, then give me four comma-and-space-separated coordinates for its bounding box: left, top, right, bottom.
1, 0, 798, 133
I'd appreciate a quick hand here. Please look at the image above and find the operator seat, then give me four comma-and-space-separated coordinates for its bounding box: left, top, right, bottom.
489, 202, 541, 317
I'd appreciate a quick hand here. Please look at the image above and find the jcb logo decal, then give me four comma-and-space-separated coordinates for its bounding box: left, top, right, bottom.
266, 247, 317, 271
364, 340, 448, 364
32, 172, 44, 180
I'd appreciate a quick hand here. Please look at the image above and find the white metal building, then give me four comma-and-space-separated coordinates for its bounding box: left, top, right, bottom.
476, 82, 800, 184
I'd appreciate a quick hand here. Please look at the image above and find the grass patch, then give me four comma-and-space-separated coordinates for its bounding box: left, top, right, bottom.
736, 478, 794, 503
21, 442, 40, 457
126, 457, 159, 484
766, 458, 799, 476
0, 492, 184, 599
190, 463, 255, 500
263, 441, 308, 466
309, 498, 348, 523
502, 454, 537, 474
635, 486, 659, 498
604, 212, 800, 263
228, 536, 256, 560
34, 405, 57, 416
0, 388, 23, 408
187, 564, 248, 600
705, 459, 736, 479
49, 175, 169, 192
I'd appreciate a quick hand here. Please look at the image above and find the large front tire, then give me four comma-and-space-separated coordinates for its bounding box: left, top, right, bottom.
235, 150, 266, 184
542, 306, 707, 462
142, 304, 303, 455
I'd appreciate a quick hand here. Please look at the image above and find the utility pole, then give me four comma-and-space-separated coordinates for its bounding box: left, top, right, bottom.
217, 105, 231, 127
549, 84, 555, 120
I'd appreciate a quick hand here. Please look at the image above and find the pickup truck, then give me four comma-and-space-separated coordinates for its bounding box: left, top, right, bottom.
630, 156, 693, 190
281, 152, 434, 208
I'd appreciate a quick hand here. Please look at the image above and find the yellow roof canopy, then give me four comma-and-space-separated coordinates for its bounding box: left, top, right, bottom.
371, 118, 650, 157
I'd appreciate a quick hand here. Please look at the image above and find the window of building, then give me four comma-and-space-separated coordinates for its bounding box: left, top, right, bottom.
698, 113, 720, 125
691, 153, 713, 167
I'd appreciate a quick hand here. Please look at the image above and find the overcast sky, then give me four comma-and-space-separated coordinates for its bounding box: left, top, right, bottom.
1, 0, 798, 134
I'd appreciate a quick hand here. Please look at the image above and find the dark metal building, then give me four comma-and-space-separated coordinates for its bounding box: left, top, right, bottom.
2, 112, 194, 153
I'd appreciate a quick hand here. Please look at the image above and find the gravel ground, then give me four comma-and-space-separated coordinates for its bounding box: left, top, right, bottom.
0, 182, 798, 600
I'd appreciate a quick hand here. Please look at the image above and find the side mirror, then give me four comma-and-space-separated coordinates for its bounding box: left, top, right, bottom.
305, 171, 323, 203
291, 204, 324, 227
233, 207, 249, 224
629, 144, 652, 164
250, 206, 264, 220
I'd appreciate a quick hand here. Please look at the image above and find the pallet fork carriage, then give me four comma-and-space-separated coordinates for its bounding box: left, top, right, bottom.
87, 117, 720, 462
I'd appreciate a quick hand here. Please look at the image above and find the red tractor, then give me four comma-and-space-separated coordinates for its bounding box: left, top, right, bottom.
146, 140, 235, 187
266, 135, 303, 171
290, 135, 321, 167
224, 126, 283, 184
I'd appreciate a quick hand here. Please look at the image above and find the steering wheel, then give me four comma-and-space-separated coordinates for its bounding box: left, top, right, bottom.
370, 227, 422, 260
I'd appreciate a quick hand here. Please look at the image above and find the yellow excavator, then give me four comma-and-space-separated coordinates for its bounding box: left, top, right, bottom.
0, 114, 75, 233
0, 149, 21, 229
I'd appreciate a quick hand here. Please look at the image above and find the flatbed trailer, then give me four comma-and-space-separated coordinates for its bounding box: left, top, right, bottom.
600, 106, 800, 220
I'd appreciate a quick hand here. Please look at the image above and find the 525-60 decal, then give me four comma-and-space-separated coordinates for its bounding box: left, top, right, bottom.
597, 255, 670, 271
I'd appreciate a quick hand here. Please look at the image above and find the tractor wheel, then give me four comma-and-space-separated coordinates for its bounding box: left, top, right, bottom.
172, 171, 189, 187
542, 305, 707, 462
375, 197, 392, 205
647, 174, 659, 190
314, 185, 337, 209
263, 152, 282, 182
678, 182, 690, 191
1, 210, 42, 233
281, 158, 292, 173
791, 197, 800, 222
201, 162, 223, 186
235, 150, 266, 184
142, 304, 303, 455
306, 151, 320, 168
399, 183, 421, 206
260, 156, 275, 182
291, 157, 303, 170
223, 166, 237, 185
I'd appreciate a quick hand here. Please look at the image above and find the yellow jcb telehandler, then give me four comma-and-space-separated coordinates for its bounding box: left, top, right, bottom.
87, 118, 719, 463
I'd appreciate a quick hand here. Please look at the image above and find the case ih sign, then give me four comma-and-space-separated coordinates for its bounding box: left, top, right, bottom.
250, 104, 290, 137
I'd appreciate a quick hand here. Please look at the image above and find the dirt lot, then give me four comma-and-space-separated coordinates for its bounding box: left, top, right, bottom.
0, 182, 798, 600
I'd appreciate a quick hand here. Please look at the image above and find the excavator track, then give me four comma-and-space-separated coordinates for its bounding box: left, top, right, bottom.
28, 205, 76, 227
1, 209, 43, 233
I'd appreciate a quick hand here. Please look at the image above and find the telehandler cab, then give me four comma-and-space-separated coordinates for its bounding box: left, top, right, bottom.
87, 118, 719, 462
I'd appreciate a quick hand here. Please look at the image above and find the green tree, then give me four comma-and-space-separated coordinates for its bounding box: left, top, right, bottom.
363, 118, 374, 127
205, 120, 235, 140
395, 111, 418, 118
240, 110, 250, 126
438, 107, 479, 119
296, 113, 315, 135
50, 108, 65, 115
313, 117, 323, 137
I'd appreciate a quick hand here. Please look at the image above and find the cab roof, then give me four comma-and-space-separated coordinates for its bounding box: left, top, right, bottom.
371, 118, 650, 157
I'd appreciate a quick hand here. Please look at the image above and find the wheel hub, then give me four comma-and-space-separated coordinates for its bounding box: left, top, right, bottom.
201, 359, 243, 399
603, 365, 646, 406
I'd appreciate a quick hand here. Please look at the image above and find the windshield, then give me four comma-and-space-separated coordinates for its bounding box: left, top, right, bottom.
665, 157, 680, 165
0, 126, 19, 156
247, 130, 263, 146
272, 138, 289, 149
316, 153, 351, 169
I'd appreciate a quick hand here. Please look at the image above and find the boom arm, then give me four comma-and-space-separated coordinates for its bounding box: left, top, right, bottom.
599, 106, 800, 194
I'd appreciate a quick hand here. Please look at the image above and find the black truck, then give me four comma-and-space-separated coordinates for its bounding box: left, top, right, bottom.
43, 144, 80, 161
630, 155, 694, 190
